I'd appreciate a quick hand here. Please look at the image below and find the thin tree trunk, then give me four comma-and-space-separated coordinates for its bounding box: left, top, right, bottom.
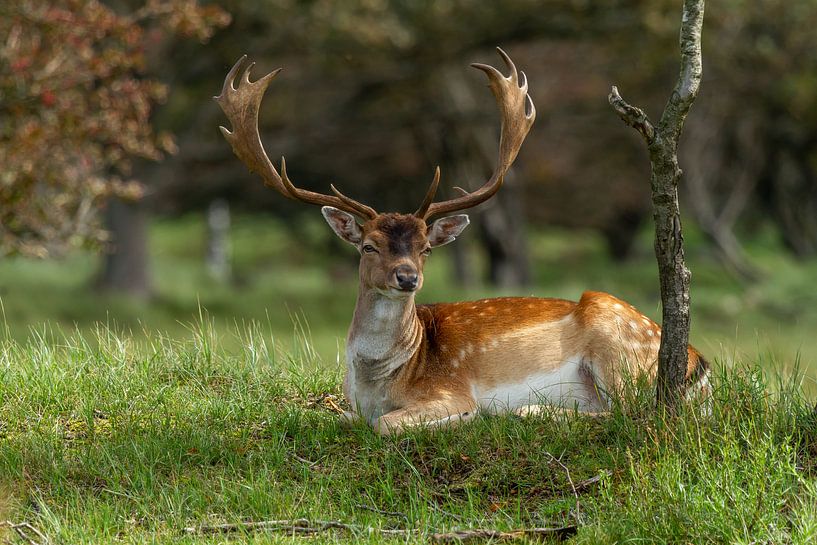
206, 198, 232, 282
477, 169, 530, 288
97, 198, 151, 298
608, 0, 705, 410
439, 65, 530, 288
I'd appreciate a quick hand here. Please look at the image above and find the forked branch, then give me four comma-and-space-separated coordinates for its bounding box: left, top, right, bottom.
607, 0, 705, 410
608, 86, 655, 144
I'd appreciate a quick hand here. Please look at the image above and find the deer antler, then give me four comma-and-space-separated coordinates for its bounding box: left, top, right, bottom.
415, 48, 536, 220
215, 56, 377, 220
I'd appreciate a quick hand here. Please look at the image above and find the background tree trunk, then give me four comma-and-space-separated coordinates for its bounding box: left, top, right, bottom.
477, 170, 530, 288
434, 66, 531, 288
609, 0, 705, 410
97, 198, 151, 299
206, 198, 232, 283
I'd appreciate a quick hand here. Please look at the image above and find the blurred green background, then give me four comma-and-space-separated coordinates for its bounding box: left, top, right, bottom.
2, 0, 817, 395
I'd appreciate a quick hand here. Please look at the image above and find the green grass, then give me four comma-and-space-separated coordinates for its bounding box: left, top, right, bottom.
0, 213, 816, 541
0, 323, 815, 543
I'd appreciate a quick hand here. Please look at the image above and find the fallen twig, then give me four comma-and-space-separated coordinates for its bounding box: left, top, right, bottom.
545, 451, 581, 523
0, 520, 48, 545
428, 502, 465, 522
315, 393, 345, 414
182, 518, 577, 541
290, 453, 319, 467
182, 518, 413, 537
354, 503, 409, 521
430, 526, 577, 543
574, 470, 613, 492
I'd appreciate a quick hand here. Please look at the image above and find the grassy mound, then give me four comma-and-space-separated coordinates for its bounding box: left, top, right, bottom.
1, 323, 815, 543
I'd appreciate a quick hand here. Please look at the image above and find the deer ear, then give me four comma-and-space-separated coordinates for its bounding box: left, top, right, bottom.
428, 215, 470, 247
321, 206, 362, 245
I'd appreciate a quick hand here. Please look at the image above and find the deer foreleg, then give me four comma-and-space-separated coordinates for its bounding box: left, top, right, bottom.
373, 401, 477, 436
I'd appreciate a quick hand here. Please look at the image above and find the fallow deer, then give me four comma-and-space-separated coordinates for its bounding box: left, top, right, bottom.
216, 49, 711, 435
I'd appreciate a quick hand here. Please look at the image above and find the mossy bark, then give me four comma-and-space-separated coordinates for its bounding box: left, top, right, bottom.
609, 0, 705, 409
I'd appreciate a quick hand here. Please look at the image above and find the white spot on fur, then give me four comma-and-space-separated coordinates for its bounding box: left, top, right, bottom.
613, 303, 623, 310
451, 358, 459, 368
647, 330, 654, 337
629, 320, 638, 330
459, 348, 467, 359
480, 346, 487, 353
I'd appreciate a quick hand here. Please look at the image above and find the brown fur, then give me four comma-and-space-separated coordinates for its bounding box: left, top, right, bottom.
333, 214, 709, 434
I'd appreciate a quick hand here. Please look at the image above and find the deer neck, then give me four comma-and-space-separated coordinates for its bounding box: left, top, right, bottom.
346, 285, 423, 382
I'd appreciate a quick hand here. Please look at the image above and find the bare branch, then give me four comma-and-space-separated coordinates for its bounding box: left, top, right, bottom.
182, 518, 577, 542
430, 526, 577, 543
608, 86, 655, 144
574, 469, 613, 492
545, 451, 582, 524
182, 518, 408, 536
0, 521, 48, 545
353, 503, 409, 521
608, 0, 705, 411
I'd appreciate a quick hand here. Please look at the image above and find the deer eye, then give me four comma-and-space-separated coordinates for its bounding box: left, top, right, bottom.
362, 244, 378, 254
421, 247, 432, 256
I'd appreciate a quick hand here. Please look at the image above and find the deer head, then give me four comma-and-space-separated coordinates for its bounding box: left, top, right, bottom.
215, 48, 535, 298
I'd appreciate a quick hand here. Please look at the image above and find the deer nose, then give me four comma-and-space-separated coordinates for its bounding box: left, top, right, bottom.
395, 265, 419, 291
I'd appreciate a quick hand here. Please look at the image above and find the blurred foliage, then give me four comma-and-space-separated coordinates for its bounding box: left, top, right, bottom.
3, 0, 817, 268
0, 0, 229, 258
151, 0, 817, 263
685, 0, 817, 258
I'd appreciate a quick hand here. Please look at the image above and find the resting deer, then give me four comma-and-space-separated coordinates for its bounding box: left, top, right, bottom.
216, 49, 711, 435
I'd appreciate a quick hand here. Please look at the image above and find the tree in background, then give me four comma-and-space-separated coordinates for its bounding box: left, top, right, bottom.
5, 0, 816, 295
0, 1, 228, 292
684, 0, 817, 265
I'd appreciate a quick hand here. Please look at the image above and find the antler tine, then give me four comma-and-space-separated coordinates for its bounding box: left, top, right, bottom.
413, 166, 441, 218
496, 46, 518, 84
330, 184, 378, 218
422, 47, 536, 220
215, 56, 377, 220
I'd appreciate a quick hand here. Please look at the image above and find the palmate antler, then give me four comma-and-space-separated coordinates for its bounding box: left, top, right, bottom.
214, 56, 377, 220
415, 48, 536, 220
215, 49, 534, 222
